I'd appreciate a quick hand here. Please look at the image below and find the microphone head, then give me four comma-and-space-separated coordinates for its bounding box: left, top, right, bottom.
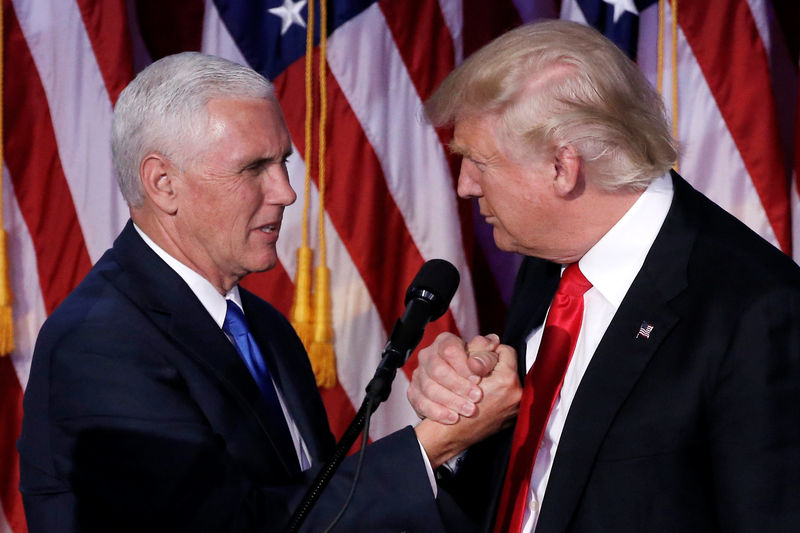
405, 259, 460, 320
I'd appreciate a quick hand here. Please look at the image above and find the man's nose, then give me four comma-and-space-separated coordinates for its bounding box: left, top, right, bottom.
456, 161, 481, 199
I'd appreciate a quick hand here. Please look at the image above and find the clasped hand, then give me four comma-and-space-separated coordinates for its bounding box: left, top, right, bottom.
411, 333, 522, 468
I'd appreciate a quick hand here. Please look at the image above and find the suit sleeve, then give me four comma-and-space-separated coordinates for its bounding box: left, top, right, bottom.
21, 320, 447, 533
707, 286, 800, 531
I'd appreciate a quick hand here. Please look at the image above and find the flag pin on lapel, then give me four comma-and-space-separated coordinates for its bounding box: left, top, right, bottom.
636, 321, 654, 339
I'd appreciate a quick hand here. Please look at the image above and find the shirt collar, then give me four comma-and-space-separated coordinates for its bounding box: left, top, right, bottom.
133, 223, 242, 327
578, 172, 674, 308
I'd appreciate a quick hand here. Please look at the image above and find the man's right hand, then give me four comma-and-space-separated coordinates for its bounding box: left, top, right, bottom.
407, 332, 513, 424
411, 332, 522, 468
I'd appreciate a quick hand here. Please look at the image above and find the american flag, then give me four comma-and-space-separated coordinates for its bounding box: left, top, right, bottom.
1, 1, 797, 531
637, 321, 654, 339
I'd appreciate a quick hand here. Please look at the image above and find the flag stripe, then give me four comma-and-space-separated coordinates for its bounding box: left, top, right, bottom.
10, 0, 129, 262
74, 0, 134, 105
379, 0, 462, 189
380, 0, 455, 103
0, 358, 26, 533
4, 0, 93, 314
678, 0, 791, 253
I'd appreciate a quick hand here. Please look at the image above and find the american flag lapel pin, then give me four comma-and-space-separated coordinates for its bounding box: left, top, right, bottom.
636, 321, 654, 339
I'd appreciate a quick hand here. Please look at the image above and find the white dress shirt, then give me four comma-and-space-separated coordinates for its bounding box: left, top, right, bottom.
134, 224, 312, 471
520, 173, 674, 532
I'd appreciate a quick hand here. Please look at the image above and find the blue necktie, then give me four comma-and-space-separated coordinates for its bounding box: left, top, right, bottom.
223, 300, 299, 473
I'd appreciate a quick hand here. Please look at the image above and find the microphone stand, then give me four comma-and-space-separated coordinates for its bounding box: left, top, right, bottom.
283, 344, 408, 533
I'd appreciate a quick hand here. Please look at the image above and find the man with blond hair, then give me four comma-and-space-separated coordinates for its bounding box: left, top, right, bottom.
408, 20, 800, 532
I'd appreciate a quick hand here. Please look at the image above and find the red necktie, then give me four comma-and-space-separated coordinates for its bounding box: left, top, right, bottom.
493, 264, 592, 533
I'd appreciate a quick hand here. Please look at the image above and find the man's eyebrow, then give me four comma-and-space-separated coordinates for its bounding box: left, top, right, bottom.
245, 149, 292, 169
448, 140, 469, 156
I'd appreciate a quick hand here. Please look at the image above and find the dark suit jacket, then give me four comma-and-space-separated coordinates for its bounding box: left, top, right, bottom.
441, 173, 800, 532
18, 221, 447, 532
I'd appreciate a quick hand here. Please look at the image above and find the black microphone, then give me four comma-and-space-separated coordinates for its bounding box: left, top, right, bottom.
285, 259, 460, 532
365, 259, 460, 403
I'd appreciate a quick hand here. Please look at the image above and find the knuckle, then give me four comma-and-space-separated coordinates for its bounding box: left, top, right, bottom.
429, 361, 450, 381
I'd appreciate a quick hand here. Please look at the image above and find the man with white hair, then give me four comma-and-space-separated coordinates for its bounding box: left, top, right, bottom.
18, 52, 520, 532
408, 20, 800, 532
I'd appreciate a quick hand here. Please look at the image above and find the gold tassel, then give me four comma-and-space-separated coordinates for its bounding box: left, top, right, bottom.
290, 0, 316, 353
309, 264, 336, 388
0, 0, 13, 357
308, 0, 335, 389
293, 0, 337, 387
671, 0, 680, 172
657, 0, 680, 172
0, 230, 14, 356
289, 246, 314, 350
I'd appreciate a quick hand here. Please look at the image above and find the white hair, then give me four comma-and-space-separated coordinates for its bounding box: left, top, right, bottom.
111, 52, 275, 206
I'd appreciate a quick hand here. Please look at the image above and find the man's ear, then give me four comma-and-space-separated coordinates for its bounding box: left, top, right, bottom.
552, 144, 582, 198
140, 153, 179, 215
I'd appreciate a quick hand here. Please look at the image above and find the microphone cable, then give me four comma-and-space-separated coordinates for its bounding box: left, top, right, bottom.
320, 394, 375, 533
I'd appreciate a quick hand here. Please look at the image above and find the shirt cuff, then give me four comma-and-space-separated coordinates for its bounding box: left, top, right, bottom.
417, 438, 438, 497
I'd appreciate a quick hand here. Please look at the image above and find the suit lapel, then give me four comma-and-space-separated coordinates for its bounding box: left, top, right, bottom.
241, 289, 334, 464
110, 222, 302, 476
535, 172, 696, 533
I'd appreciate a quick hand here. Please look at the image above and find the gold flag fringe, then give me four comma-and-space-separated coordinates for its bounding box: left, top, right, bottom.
657, 0, 680, 172
308, 0, 335, 388
289, 246, 314, 348
0, 1, 14, 357
290, 0, 317, 353
291, 0, 336, 387
310, 264, 335, 388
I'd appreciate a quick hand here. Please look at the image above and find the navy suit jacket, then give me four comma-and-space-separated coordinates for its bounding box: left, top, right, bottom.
441, 173, 800, 532
19, 221, 447, 532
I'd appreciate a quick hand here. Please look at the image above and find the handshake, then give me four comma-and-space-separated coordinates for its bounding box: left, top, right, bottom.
410, 333, 523, 468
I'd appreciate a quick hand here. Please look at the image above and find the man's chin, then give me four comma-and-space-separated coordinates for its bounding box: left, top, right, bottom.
492, 230, 515, 253
242, 254, 279, 277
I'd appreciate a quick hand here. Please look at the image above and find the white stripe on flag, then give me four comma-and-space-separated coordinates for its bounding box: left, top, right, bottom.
11, 0, 128, 262
438, 0, 464, 64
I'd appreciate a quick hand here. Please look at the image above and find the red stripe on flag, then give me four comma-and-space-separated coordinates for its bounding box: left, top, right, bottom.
379, 0, 462, 179
75, 0, 135, 105
379, 0, 466, 250
3, 0, 93, 314
240, 264, 296, 319
318, 381, 360, 441
679, 0, 791, 254
274, 56, 459, 376
379, 0, 455, 102
0, 358, 27, 533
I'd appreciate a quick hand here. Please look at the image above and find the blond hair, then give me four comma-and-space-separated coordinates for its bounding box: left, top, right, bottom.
426, 20, 677, 191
